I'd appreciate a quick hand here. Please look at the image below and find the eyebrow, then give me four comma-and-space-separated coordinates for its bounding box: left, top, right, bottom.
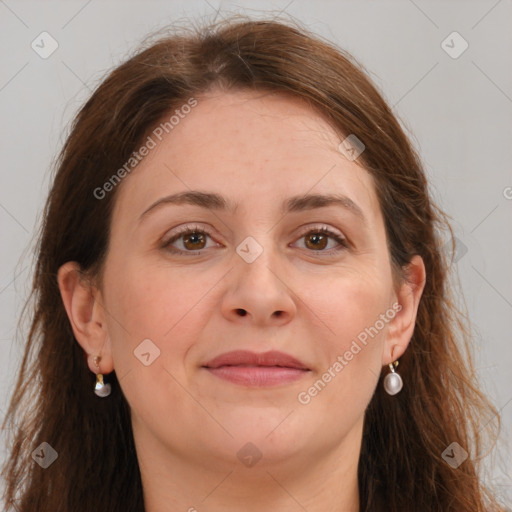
139, 190, 366, 223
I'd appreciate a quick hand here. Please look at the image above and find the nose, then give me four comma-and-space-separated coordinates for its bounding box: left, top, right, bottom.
220, 247, 297, 326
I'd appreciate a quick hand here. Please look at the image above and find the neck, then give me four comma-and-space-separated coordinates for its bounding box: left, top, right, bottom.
135, 419, 362, 512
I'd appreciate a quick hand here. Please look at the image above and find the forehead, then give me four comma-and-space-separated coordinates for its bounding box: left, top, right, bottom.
112, 89, 380, 224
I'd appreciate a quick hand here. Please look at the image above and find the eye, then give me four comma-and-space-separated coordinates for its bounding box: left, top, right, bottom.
162, 224, 219, 254
292, 225, 348, 254
161, 223, 348, 256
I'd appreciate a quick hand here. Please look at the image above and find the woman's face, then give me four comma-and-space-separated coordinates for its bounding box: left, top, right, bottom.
98, 89, 413, 473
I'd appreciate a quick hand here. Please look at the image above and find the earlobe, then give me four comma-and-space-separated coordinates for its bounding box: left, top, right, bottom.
382, 255, 426, 365
57, 261, 114, 374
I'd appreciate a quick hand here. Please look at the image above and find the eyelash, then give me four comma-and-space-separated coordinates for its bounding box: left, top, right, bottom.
162, 224, 349, 256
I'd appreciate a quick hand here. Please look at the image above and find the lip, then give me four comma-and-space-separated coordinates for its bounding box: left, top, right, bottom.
204, 350, 309, 370
202, 350, 310, 387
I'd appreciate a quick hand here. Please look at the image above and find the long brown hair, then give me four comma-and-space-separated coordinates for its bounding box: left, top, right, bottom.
2, 16, 505, 512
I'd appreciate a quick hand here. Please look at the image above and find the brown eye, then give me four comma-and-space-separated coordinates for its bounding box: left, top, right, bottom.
182, 232, 207, 250
304, 232, 329, 250
293, 226, 348, 254
163, 226, 218, 254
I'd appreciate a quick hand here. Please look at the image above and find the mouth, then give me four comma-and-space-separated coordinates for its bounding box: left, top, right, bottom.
202, 350, 310, 387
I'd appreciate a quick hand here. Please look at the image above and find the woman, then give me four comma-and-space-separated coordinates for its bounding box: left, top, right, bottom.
1, 16, 505, 512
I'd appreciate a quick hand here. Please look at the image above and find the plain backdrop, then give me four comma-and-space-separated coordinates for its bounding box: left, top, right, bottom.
1, 0, 511, 506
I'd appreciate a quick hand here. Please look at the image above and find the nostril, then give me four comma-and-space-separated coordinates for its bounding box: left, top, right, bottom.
236, 308, 247, 316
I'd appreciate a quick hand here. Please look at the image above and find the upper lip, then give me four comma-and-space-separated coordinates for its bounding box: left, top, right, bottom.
203, 350, 310, 370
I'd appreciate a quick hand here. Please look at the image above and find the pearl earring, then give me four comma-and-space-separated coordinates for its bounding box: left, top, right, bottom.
93, 355, 111, 397
383, 360, 403, 395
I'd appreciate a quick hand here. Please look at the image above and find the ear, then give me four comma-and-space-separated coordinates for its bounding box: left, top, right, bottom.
382, 254, 426, 365
57, 261, 114, 375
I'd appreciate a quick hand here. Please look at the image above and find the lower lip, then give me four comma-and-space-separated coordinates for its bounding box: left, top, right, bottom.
205, 366, 309, 387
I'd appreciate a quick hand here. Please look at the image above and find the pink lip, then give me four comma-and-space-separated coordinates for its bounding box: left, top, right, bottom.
202, 350, 310, 387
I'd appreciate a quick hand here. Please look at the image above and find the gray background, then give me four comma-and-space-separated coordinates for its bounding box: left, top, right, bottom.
1, 0, 511, 506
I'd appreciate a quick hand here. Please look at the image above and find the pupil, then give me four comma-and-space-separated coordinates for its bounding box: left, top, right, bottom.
185, 233, 204, 248
307, 233, 327, 250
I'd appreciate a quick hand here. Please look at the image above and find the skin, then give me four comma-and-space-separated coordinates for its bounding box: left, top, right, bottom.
58, 89, 425, 512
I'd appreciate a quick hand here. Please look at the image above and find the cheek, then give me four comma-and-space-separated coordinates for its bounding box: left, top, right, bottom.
301, 263, 391, 346
294, 268, 390, 409
101, 261, 211, 437
102, 257, 224, 386
105, 258, 209, 337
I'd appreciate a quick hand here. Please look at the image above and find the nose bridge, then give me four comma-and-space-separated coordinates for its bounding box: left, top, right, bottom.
235, 233, 283, 292
222, 231, 296, 323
